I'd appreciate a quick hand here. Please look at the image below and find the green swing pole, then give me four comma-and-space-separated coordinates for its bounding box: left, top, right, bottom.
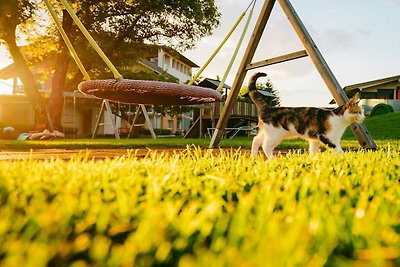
216, 0, 256, 92
188, 0, 256, 85
58, 0, 122, 79
43, 0, 90, 81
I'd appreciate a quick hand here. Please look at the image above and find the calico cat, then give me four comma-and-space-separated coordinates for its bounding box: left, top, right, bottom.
248, 72, 365, 159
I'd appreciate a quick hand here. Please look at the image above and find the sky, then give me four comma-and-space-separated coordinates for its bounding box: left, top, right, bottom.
1, 0, 399, 106
183, 0, 400, 106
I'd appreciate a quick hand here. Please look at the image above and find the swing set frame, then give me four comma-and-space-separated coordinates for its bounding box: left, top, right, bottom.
208, 0, 376, 150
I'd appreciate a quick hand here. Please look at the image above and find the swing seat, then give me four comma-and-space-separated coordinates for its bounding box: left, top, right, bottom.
78, 79, 221, 105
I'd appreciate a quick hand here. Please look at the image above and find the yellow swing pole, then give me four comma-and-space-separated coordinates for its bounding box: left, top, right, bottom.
188, 0, 257, 85
43, 0, 90, 81
216, 0, 256, 92
58, 0, 123, 79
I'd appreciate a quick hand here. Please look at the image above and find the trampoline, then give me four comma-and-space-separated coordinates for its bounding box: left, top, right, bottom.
78, 79, 221, 105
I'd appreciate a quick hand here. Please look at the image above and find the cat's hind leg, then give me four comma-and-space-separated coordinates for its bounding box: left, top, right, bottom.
308, 140, 320, 155
261, 136, 281, 160
251, 133, 263, 159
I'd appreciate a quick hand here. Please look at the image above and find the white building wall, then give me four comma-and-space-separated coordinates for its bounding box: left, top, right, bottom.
157, 50, 192, 83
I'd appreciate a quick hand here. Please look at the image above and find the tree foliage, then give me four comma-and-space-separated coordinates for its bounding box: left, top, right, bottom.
76, 0, 220, 50
0, 0, 35, 42
53, 0, 220, 78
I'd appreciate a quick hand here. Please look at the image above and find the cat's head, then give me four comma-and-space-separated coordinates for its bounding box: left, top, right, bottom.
342, 98, 365, 123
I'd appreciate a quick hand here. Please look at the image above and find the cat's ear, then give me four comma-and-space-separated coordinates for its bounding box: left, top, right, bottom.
348, 97, 359, 106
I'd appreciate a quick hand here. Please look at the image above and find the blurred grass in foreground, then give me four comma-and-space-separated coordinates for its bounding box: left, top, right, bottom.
0, 145, 398, 266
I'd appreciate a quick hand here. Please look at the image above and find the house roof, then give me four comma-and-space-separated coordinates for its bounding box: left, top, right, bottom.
137, 58, 165, 74
160, 46, 199, 68
198, 78, 231, 90
258, 90, 276, 97
329, 75, 400, 104
343, 75, 400, 92
143, 45, 199, 68
0, 45, 199, 81
0, 58, 54, 80
0, 64, 15, 80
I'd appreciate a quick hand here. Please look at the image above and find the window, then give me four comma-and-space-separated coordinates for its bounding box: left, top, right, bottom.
360, 91, 377, 99
167, 120, 173, 129
164, 55, 171, 66
377, 89, 394, 99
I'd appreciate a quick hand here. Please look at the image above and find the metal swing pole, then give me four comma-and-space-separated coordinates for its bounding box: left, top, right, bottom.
58, 0, 122, 79
216, 0, 256, 93
188, 0, 257, 86
45, 0, 120, 138
209, 0, 276, 148
44, 0, 90, 81
56, 0, 123, 139
53, 0, 157, 139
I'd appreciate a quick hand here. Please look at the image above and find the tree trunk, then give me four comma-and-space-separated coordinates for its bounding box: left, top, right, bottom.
4, 31, 51, 129
47, 10, 73, 131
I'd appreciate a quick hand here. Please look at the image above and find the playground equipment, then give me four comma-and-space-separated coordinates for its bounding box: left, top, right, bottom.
45, 0, 376, 149
44, 0, 221, 139
208, 0, 376, 150
78, 79, 220, 106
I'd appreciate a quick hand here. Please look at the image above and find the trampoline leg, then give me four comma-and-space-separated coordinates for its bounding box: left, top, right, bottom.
92, 101, 105, 139
92, 100, 120, 139
141, 105, 156, 139
127, 105, 141, 139
104, 100, 120, 139
127, 105, 156, 139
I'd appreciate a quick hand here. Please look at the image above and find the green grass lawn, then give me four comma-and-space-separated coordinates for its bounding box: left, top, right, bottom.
343, 112, 400, 140
0, 112, 397, 151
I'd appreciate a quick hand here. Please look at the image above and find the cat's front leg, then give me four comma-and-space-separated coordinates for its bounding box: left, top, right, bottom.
333, 144, 344, 154
308, 140, 320, 155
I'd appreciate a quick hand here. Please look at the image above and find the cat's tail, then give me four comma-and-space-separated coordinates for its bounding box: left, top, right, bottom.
248, 72, 268, 111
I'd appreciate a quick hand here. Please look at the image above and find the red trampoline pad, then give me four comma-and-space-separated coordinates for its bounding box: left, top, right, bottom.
78, 79, 221, 105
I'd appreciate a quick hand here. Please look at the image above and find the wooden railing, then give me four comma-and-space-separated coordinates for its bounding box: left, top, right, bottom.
203, 101, 257, 118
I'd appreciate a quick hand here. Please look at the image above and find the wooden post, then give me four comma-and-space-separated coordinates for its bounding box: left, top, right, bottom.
277, 0, 376, 149
199, 108, 204, 138
209, 0, 276, 148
